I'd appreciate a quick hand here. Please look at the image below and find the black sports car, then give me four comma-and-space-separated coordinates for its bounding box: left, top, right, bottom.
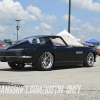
0, 35, 98, 71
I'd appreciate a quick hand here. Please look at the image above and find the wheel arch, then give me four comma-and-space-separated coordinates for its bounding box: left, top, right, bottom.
33, 52, 55, 65
83, 52, 95, 67
35, 52, 55, 70
50, 52, 55, 60
92, 52, 96, 62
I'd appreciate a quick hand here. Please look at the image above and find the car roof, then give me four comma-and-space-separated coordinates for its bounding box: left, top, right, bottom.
23, 35, 68, 45
24, 35, 61, 39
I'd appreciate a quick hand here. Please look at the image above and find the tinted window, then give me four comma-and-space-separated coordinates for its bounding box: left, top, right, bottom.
28, 37, 46, 45
50, 37, 66, 46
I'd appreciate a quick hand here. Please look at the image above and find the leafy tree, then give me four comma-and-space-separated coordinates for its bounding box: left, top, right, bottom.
3, 39, 12, 44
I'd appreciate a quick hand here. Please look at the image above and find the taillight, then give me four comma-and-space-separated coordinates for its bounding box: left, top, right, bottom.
0, 44, 5, 48
15, 52, 22, 56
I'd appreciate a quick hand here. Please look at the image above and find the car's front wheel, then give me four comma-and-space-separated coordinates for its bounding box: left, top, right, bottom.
8, 61, 25, 69
35, 52, 54, 71
83, 52, 94, 67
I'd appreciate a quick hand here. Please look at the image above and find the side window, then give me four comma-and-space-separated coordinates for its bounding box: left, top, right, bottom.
50, 37, 66, 46
28, 38, 40, 44
39, 38, 46, 44
32, 38, 37, 43
32, 38, 40, 44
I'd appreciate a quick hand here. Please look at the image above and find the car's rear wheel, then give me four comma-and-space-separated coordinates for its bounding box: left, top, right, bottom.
35, 52, 54, 71
83, 52, 94, 67
8, 61, 25, 69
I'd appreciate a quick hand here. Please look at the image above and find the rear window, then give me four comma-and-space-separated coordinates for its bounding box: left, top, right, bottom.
28, 37, 46, 44
13, 37, 46, 45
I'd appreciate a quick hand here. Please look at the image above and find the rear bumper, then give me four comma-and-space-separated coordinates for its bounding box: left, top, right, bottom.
0, 56, 32, 62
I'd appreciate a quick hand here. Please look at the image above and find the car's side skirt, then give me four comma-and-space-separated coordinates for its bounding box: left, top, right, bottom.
55, 61, 84, 66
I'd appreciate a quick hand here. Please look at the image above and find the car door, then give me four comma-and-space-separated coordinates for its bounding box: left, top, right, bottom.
54, 46, 76, 62
50, 37, 76, 63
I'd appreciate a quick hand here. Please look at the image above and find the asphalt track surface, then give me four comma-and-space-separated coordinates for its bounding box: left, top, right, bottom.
0, 56, 100, 100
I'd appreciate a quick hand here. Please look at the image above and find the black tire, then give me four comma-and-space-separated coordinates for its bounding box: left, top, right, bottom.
8, 61, 25, 69
35, 52, 54, 71
83, 52, 94, 67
